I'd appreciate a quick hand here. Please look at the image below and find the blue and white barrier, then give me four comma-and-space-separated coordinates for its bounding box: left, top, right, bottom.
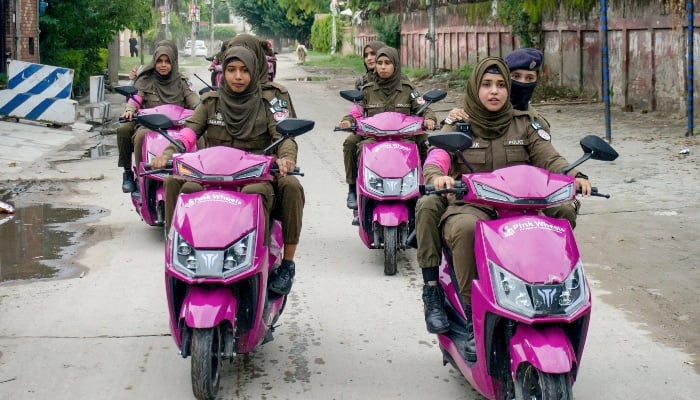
0, 60, 78, 125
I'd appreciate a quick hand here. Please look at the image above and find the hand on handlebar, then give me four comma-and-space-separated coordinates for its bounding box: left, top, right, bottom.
338, 120, 352, 130
121, 110, 135, 121
276, 157, 296, 176
432, 175, 456, 191
575, 177, 592, 196
150, 155, 171, 170
424, 119, 436, 130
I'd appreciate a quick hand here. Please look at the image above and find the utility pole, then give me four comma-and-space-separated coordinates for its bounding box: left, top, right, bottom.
190, 0, 198, 57
164, 0, 170, 40
427, 0, 435, 76
210, 0, 215, 57
330, 0, 338, 55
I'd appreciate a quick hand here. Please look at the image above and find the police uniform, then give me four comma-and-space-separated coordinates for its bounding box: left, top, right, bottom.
340, 78, 437, 183
118, 77, 199, 169
415, 113, 584, 303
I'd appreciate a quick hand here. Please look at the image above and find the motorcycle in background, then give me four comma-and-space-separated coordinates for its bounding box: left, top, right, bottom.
141, 115, 314, 400
114, 86, 194, 230
421, 131, 618, 400
335, 89, 446, 275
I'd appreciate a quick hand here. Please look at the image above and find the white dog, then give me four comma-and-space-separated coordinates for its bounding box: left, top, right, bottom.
296, 44, 307, 64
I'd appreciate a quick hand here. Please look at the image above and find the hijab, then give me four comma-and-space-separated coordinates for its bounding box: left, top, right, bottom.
363, 40, 386, 72
218, 46, 268, 140
135, 45, 185, 104
228, 33, 271, 84
462, 57, 513, 140
375, 46, 402, 96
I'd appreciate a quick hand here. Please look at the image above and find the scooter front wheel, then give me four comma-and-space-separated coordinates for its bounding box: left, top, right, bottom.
514, 363, 573, 400
383, 226, 398, 275
191, 326, 223, 400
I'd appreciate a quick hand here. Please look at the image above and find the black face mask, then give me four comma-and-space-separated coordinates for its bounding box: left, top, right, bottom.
510, 80, 537, 111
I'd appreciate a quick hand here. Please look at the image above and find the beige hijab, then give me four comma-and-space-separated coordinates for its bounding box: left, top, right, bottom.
135, 45, 185, 104
228, 33, 271, 84
462, 57, 513, 140
218, 46, 268, 140
375, 46, 402, 96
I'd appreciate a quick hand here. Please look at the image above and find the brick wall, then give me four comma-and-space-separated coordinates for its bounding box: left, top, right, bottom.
3, 0, 39, 65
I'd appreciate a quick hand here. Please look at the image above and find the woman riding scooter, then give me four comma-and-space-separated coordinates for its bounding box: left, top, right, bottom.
151, 45, 302, 296
415, 57, 592, 359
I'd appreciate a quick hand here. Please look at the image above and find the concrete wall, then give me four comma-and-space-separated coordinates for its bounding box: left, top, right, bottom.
353, 0, 700, 115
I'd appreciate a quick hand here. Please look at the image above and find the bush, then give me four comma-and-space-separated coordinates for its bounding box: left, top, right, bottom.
310, 15, 341, 53
46, 48, 107, 97
370, 14, 401, 49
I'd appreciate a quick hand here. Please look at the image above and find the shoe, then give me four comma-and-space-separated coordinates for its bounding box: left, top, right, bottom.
463, 309, 476, 362
351, 216, 359, 226
121, 170, 136, 193
269, 260, 295, 295
422, 285, 450, 334
346, 191, 358, 210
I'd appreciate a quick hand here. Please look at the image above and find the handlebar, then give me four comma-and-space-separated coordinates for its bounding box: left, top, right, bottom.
421, 182, 610, 199
141, 162, 304, 177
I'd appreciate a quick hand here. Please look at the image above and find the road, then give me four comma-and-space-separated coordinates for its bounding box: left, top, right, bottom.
0, 51, 699, 400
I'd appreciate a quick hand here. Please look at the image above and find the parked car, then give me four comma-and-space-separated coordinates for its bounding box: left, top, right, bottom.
183, 40, 207, 57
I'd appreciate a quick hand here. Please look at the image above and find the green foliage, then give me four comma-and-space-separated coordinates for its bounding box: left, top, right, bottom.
39, 0, 152, 97
213, 26, 237, 42
304, 52, 365, 73
230, 0, 313, 42
498, 0, 539, 47
0, 73, 7, 86
369, 14, 400, 49
310, 15, 341, 53
277, 0, 327, 25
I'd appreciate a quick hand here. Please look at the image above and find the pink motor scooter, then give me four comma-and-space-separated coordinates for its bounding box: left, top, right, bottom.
115, 86, 195, 230
421, 131, 618, 399
144, 116, 314, 400
335, 89, 446, 275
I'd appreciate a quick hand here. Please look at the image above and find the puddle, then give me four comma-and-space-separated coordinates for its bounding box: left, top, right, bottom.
83, 142, 117, 158
290, 76, 331, 82
0, 202, 103, 282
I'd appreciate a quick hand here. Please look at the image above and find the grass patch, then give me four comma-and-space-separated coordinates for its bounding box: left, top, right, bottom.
304, 51, 365, 74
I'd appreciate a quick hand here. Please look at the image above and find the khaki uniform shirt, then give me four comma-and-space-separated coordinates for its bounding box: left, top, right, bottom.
342, 79, 437, 123
172, 91, 297, 162
125, 77, 199, 114
425, 112, 579, 185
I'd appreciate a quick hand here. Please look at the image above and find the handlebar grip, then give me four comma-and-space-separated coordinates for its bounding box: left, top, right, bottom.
334, 125, 356, 132
420, 181, 466, 195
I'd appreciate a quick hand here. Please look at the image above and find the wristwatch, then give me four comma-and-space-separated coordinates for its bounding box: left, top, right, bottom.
575, 172, 589, 180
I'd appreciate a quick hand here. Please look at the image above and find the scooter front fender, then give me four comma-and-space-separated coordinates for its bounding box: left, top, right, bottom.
180, 286, 238, 329
509, 324, 576, 376
372, 202, 409, 227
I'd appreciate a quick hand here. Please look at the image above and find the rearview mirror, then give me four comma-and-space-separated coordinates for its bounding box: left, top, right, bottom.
115, 85, 137, 98
340, 89, 363, 102
276, 118, 315, 137
137, 114, 174, 131
427, 132, 473, 153
580, 135, 619, 161
423, 89, 447, 103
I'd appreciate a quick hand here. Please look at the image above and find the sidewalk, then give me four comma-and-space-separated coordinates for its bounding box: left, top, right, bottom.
0, 83, 128, 182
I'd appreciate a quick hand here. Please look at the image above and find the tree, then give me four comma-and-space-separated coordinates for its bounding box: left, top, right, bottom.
39, 0, 153, 95
230, 0, 314, 42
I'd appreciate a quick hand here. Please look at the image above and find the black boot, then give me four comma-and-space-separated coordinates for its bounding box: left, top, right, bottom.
269, 260, 295, 295
346, 190, 358, 210
122, 170, 136, 193
422, 285, 450, 333
463, 305, 477, 362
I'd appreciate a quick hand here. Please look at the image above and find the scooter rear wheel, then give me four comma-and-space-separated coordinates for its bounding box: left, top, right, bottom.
383, 226, 398, 275
191, 326, 223, 400
514, 363, 573, 400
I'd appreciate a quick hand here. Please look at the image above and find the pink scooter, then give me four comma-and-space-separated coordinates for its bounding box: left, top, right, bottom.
336, 89, 446, 275
422, 131, 618, 399
115, 86, 194, 230
144, 116, 314, 400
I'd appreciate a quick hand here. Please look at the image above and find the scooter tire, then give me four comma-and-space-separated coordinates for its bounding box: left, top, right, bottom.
191, 327, 223, 400
383, 226, 398, 275
514, 363, 573, 400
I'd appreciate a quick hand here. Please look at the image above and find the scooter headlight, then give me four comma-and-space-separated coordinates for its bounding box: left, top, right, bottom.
490, 260, 587, 318
364, 168, 419, 197
171, 231, 256, 278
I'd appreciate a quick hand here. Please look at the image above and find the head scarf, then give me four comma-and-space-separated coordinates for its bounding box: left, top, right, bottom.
135, 45, 184, 104
363, 40, 386, 72
462, 57, 513, 140
228, 33, 271, 84
374, 46, 402, 96
218, 46, 268, 140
